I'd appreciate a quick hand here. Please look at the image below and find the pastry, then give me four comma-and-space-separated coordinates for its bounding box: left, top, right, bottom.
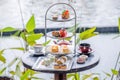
60, 64, 67, 69
51, 45, 59, 53
77, 55, 88, 64
56, 58, 65, 64
54, 64, 67, 69
77, 57, 86, 64
54, 64, 60, 69
52, 31, 60, 37
52, 14, 58, 20
62, 45, 69, 53
62, 10, 70, 19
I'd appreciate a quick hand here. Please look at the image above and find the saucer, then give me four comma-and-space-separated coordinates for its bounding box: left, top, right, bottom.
28, 50, 45, 56
77, 49, 94, 56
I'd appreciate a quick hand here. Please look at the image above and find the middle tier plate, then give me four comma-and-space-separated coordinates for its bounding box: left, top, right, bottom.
46, 31, 73, 39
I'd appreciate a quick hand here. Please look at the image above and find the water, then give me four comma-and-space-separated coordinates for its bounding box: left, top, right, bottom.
0, 0, 120, 29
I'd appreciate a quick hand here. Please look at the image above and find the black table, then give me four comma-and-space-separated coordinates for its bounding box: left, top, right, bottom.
22, 53, 100, 80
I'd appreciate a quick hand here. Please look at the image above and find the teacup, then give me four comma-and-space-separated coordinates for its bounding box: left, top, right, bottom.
33, 44, 43, 53
79, 43, 92, 53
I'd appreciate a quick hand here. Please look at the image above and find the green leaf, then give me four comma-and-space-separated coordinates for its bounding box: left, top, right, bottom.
28, 41, 36, 46
0, 49, 5, 55
76, 37, 80, 44
26, 33, 43, 42
118, 18, 120, 32
80, 32, 97, 40
10, 47, 25, 51
112, 34, 120, 39
20, 32, 26, 41
13, 30, 21, 36
111, 69, 119, 75
67, 73, 75, 79
20, 69, 31, 80
82, 74, 93, 80
8, 58, 17, 67
0, 27, 16, 32
103, 71, 111, 77
0, 67, 6, 75
79, 27, 97, 40
42, 40, 51, 46
26, 15, 35, 33
0, 55, 6, 63
15, 64, 22, 77
66, 23, 79, 33
93, 77, 99, 80
75, 73, 80, 80
31, 77, 44, 80
64, 37, 72, 41
10, 71, 15, 75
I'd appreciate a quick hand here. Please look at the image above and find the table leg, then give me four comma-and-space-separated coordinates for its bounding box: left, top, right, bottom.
54, 73, 67, 80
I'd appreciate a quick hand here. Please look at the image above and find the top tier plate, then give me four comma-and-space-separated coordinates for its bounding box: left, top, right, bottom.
46, 15, 75, 22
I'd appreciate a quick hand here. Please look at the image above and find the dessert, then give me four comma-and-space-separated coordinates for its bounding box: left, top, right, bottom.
52, 31, 60, 37
52, 14, 58, 20
54, 64, 67, 69
62, 45, 69, 53
77, 57, 86, 64
60, 64, 67, 69
79, 55, 88, 60
77, 55, 88, 64
56, 58, 65, 64
51, 45, 59, 53
52, 28, 67, 37
62, 10, 70, 19
59, 28, 67, 37
54, 64, 60, 69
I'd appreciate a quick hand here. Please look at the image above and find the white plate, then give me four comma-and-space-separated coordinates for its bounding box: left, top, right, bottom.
32, 56, 74, 71
77, 49, 94, 55
46, 31, 73, 39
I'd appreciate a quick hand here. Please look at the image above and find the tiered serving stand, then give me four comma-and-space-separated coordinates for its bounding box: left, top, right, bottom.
22, 3, 100, 80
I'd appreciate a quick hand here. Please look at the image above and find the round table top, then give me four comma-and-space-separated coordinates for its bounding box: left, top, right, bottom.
22, 53, 100, 74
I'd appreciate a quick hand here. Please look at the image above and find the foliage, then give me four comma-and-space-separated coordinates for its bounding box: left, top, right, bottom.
0, 15, 46, 80
76, 26, 98, 44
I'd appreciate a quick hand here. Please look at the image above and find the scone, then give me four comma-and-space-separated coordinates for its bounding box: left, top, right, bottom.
62, 45, 69, 53
51, 45, 59, 53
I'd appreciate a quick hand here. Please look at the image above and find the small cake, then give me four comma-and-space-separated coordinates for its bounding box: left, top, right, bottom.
77, 55, 88, 64
79, 55, 88, 60
52, 31, 60, 37
77, 57, 86, 64
62, 10, 70, 19
54, 64, 67, 69
60, 64, 67, 69
52, 14, 58, 20
54, 64, 60, 69
62, 45, 69, 53
51, 45, 59, 53
56, 58, 65, 64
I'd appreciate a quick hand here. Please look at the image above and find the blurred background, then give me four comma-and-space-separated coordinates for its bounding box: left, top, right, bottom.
0, 0, 120, 29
